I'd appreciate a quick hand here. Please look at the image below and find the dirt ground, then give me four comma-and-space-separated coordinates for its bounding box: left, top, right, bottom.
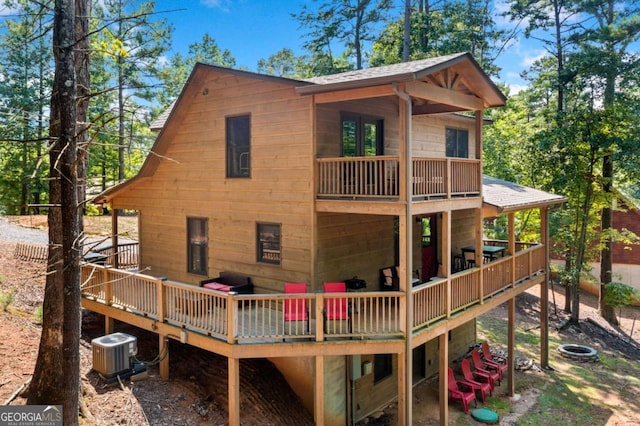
2, 215, 640, 425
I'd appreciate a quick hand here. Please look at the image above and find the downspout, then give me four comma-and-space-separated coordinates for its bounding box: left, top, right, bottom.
393, 82, 413, 426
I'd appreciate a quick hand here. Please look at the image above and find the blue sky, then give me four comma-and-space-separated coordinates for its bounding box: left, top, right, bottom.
156, 0, 541, 93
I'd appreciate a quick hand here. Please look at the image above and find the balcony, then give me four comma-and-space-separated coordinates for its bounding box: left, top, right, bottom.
316, 156, 481, 200
81, 244, 545, 347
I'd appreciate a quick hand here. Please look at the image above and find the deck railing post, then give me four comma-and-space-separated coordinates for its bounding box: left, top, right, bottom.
446, 277, 451, 318
157, 278, 165, 323
315, 292, 324, 342
103, 266, 112, 305
227, 293, 237, 344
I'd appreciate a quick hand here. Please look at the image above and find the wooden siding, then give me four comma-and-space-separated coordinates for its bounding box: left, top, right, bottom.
316, 97, 400, 158
411, 114, 477, 158
315, 213, 396, 291
112, 73, 314, 291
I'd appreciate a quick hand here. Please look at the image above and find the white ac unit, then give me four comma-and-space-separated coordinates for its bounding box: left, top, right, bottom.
91, 332, 137, 377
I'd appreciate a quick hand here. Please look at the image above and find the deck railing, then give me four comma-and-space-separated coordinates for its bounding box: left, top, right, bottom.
411, 244, 545, 331
316, 156, 481, 199
92, 242, 139, 270
81, 244, 545, 343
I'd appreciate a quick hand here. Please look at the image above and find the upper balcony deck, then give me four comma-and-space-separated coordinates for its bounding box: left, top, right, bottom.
315, 156, 481, 215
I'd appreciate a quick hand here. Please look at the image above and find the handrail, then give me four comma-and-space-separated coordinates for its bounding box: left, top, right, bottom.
316, 156, 481, 199
81, 245, 545, 343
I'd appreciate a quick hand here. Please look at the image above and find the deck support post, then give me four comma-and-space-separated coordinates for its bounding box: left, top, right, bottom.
159, 335, 169, 380
438, 332, 449, 426
228, 357, 240, 426
104, 316, 114, 334
158, 334, 169, 380
507, 298, 515, 396
540, 206, 550, 368
397, 350, 406, 426
314, 356, 325, 425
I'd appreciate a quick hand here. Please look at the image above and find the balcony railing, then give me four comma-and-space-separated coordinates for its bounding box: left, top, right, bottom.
81, 244, 545, 343
316, 156, 481, 200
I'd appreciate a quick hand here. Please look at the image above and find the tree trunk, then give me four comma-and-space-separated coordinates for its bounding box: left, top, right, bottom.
403, 0, 410, 62
28, 2, 81, 424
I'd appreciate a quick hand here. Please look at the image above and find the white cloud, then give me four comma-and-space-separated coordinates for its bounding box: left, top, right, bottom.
200, 0, 232, 12
521, 50, 547, 67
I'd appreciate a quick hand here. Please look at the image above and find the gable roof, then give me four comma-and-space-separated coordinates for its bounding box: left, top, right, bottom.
482, 175, 567, 214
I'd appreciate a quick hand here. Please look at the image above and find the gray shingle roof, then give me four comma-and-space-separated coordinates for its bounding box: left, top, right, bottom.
483, 175, 566, 213
304, 52, 468, 86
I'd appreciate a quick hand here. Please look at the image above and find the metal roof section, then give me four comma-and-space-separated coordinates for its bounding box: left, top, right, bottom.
482, 175, 567, 214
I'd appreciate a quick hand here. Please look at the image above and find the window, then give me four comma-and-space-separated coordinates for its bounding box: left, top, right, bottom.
374, 354, 393, 383
445, 127, 469, 158
257, 223, 281, 265
341, 114, 383, 157
187, 217, 208, 275
226, 115, 251, 177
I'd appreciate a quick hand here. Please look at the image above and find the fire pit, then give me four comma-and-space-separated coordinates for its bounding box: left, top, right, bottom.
557, 344, 599, 362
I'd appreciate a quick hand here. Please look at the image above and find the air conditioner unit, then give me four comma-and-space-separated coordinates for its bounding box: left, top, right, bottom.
91, 332, 137, 378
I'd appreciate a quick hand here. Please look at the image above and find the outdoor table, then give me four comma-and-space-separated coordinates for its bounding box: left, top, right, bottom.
461, 245, 506, 261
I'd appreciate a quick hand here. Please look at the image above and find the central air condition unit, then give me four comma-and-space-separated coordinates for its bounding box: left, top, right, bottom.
91, 332, 137, 378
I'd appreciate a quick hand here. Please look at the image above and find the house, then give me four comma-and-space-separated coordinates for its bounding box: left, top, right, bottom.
560, 189, 640, 300
85, 52, 566, 425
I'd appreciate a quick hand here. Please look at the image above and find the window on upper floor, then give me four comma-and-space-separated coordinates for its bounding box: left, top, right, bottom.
257, 222, 281, 265
226, 115, 251, 177
341, 113, 383, 157
445, 127, 469, 158
187, 217, 208, 275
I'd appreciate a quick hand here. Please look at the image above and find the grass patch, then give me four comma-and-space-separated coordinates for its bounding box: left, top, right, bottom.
0, 290, 15, 311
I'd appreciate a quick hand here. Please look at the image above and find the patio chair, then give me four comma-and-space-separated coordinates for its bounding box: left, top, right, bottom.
471, 349, 502, 385
283, 283, 309, 335
478, 342, 508, 378
460, 359, 492, 401
323, 282, 351, 334
462, 250, 476, 269
482, 341, 508, 365
447, 368, 477, 414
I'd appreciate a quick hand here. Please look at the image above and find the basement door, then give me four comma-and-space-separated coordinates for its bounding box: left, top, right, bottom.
421, 215, 438, 281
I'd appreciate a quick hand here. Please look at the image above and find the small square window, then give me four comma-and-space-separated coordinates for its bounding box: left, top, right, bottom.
187, 217, 208, 275
445, 127, 469, 158
257, 223, 281, 265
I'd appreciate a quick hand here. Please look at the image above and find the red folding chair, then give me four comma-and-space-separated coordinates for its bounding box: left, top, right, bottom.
447, 367, 477, 414
284, 283, 309, 335
323, 282, 351, 334
460, 359, 492, 401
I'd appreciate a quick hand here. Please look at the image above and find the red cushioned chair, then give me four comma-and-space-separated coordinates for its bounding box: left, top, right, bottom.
447, 367, 477, 414
323, 282, 351, 334
283, 283, 309, 335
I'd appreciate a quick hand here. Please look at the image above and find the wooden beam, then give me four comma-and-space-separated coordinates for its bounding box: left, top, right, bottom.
508, 298, 515, 396
312, 85, 396, 104
159, 335, 169, 379
397, 351, 406, 426
405, 81, 484, 111
439, 332, 448, 426
315, 356, 325, 426
228, 357, 240, 426
540, 207, 550, 368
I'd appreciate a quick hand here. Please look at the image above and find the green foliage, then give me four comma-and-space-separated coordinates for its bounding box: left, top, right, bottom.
370, 0, 508, 75
0, 290, 15, 312
293, 0, 392, 71
604, 282, 639, 309
33, 304, 43, 325
0, 0, 53, 214
257, 48, 311, 79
